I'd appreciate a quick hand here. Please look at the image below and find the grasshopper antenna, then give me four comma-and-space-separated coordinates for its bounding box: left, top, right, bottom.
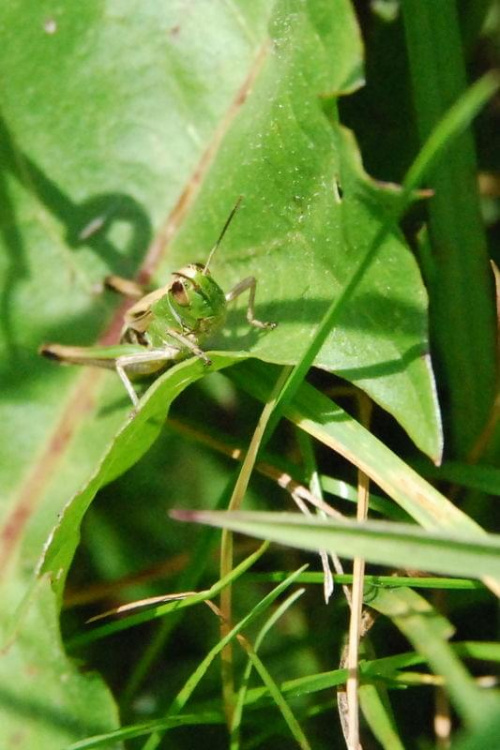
203, 195, 243, 274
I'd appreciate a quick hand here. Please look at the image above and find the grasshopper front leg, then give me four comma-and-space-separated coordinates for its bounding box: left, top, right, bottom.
164, 328, 212, 365
225, 276, 277, 330
115, 347, 181, 407
116, 333, 212, 407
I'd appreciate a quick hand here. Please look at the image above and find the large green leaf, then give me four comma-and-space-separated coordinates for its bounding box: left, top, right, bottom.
0, 0, 443, 744
0, 577, 121, 748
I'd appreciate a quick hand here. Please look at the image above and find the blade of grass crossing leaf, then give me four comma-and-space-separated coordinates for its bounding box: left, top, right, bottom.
245, 668, 349, 709
357, 626, 406, 750
260, 70, 500, 449
362, 641, 500, 679
402, 71, 500, 195
141, 727, 161, 750
410, 459, 500, 496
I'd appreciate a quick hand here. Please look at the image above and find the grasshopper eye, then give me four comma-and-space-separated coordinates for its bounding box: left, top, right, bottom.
171, 279, 190, 306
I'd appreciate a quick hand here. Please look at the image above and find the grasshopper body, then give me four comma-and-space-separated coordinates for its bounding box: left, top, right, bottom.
40, 201, 276, 409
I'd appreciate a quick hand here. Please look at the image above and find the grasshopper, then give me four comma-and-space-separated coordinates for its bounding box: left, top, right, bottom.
40, 199, 276, 409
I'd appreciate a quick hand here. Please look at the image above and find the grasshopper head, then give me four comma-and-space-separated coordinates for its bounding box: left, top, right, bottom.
167, 264, 226, 332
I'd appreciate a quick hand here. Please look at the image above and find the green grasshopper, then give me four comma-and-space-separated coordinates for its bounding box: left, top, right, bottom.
40, 199, 276, 409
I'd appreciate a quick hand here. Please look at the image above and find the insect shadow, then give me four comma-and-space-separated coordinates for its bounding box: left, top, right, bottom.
0, 112, 151, 364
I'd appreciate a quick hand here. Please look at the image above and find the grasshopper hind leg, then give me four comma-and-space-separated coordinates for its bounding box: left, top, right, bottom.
104, 275, 146, 299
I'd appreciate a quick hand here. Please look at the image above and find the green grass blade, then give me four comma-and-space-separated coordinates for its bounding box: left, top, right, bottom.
165, 565, 307, 717
230, 361, 482, 534
235, 636, 312, 750
172, 510, 500, 581
363, 641, 500, 677
249, 572, 483, 591
403, 0, 499, 455
410, 460, 500, 495
370, 587, 500, 727
68, 566, 306, 749
67, 541, 269, 649
240, 640, 500, 709
120, 474, 237, 709
452, 712, 500, 750
358, 680, 405, 750
402, 71, 500, 195
66, 713, 224, 749
231, 589, 305, 750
